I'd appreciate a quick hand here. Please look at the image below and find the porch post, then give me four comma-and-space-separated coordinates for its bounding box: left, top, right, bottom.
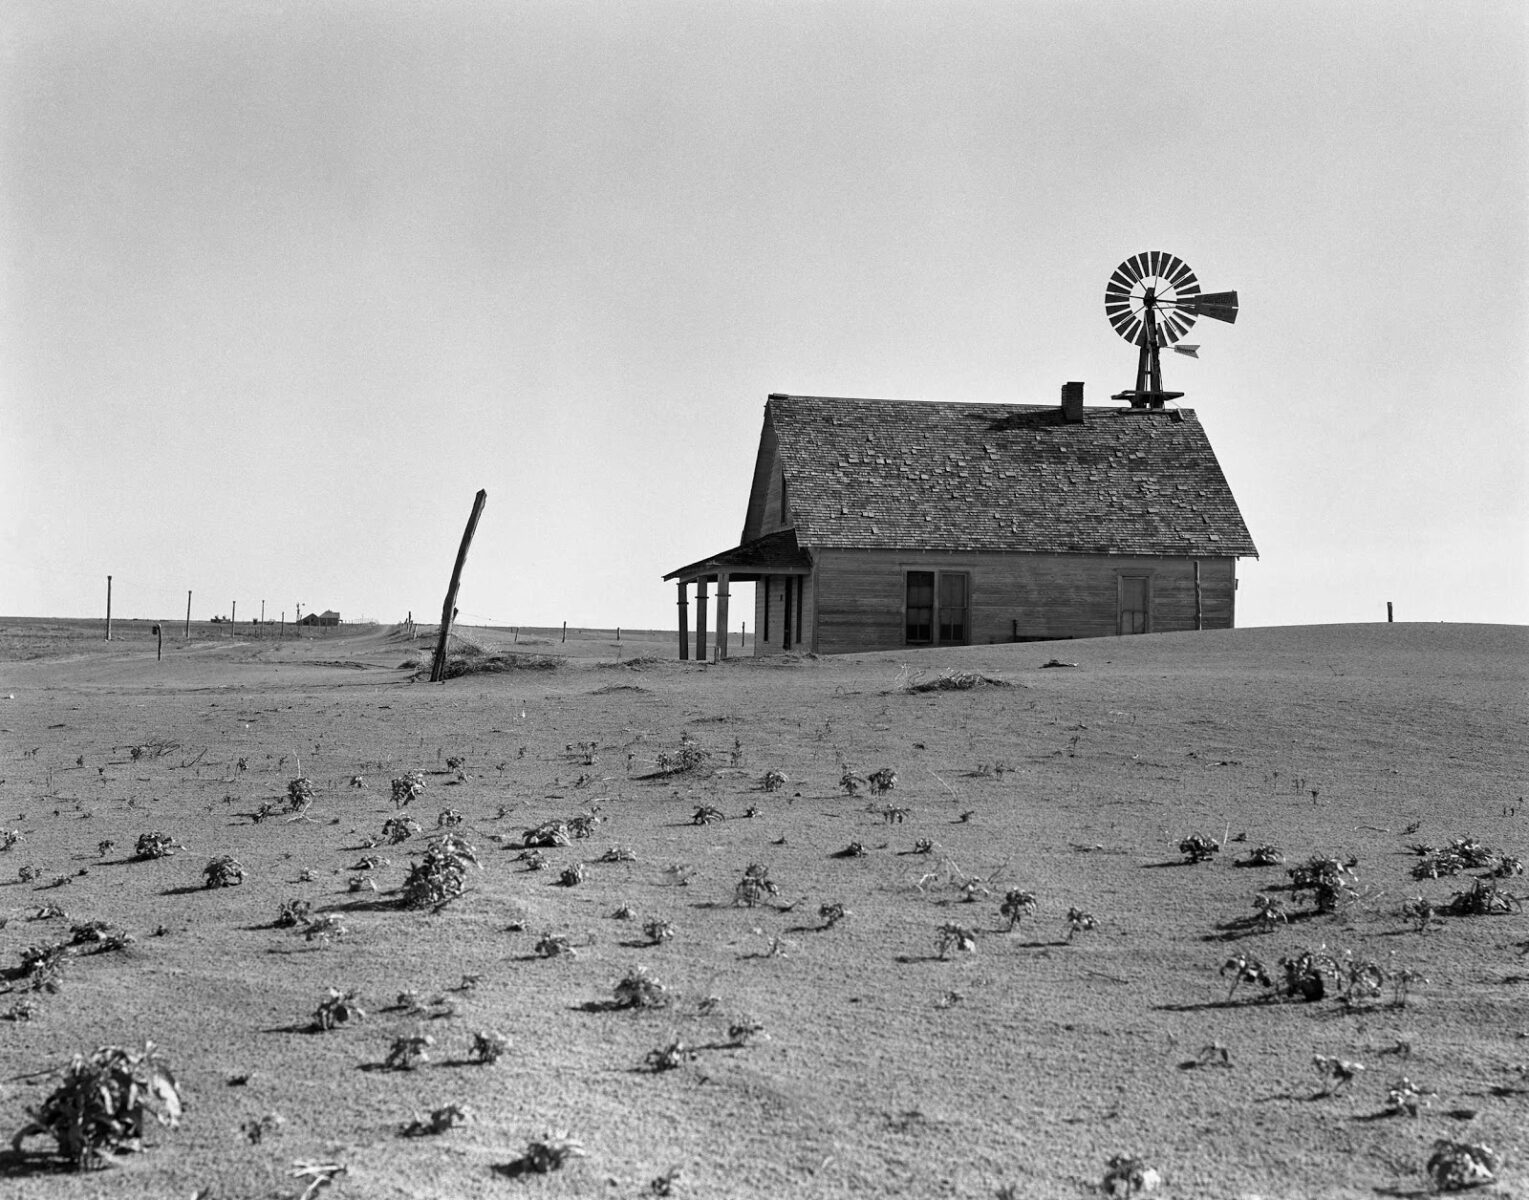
695, 576, 709, 662
715, 572, 730, 660
676, 580, 690, 660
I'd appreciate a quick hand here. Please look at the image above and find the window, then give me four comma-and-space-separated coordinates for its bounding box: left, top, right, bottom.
906, 570, 969, 646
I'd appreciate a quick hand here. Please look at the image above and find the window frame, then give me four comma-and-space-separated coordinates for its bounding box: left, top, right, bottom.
905, 569, 971, 647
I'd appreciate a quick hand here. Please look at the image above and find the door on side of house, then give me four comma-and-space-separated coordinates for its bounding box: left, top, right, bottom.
1118, 575, 1150, 635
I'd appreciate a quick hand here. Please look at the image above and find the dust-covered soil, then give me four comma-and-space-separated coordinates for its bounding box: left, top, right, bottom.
0, 618, 1524, 1199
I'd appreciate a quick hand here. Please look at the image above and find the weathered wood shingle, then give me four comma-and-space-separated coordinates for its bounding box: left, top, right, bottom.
767, 395, 1257, 557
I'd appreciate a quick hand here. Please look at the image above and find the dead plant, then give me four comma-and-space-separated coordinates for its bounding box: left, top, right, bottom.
390, 771, 426, 807
1425, 1139, 1498, 1191
1287, 854, 1359, 913
470, 1030, 510, 1064
202, 855, 245, 888
644, 1036, 695, 1072
1312, 1055, 1363, 1096
383, 1033, 434, 1071
514, 1131, 586, 1174
936, 922, 977, 958
399, 833, 480, 910
1221, 951, 1273, 1001
11, 1042, 182, 1170
1445, 878, 1521, 916
133, 832, 184, 860
691, 804, 724, 825
613, 965, 668, 1009
1101, 1155, 1162, 1197
523, 820, 571, 848
1252, 894, 1289, 931
313, 988, 365, 1031
643, 918, 675, 944
535, 932, 575, 958
401, 1104, 469, 1137
1000, 889, 1037, 931
818, 902, 847, 929
1065, 907, 1097, 941
381, 816, 420, 845
733, 863, 779, 907
1178, 833, 1220, 863
1383, 1077, 1433, 1117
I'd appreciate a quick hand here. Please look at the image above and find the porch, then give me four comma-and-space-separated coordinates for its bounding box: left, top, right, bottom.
663, 528, 811, 660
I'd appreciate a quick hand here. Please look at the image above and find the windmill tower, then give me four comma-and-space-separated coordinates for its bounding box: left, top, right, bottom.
1105, 252, 1239, 408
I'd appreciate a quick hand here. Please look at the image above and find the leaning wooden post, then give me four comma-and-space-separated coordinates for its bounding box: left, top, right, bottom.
676, 582, 689, 660
1193, 560, 1203, 630
184, 591, 192, 640
695, 577, 709, 662
716, 572, 730, 660
105, 575, 113, 641
430, 489, 488, 683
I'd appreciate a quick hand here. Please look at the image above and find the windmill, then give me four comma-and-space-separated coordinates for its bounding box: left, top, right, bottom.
1105, 252, 1238, 408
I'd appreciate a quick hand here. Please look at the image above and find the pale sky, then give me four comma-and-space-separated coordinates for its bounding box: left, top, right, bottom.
3, 1, 1525, 632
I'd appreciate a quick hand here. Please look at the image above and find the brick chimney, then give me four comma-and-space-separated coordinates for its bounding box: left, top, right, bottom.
1061, 381, 1084, 423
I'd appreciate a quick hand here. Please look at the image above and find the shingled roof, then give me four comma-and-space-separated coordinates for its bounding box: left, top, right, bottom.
751, 395, 1257, 558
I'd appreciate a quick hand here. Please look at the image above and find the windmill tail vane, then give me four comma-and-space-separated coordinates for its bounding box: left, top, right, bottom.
1105, 252, 1238, 408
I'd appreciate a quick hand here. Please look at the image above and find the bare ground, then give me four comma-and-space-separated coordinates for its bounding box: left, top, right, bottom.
0, 618, 1524, 1199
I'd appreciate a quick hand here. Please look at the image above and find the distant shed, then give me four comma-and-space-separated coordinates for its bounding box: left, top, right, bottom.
298, 610, 341, 627
664, 388, 1257, 657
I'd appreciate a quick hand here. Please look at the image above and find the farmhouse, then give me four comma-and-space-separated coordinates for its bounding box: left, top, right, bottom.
664, 387, 1257, 657
298, 610, 341, 627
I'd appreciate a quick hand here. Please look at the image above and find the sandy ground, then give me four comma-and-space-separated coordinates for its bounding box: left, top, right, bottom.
0, 617, 1524, 1199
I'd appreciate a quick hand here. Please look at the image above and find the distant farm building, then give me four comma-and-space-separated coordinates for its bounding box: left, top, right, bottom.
298, 610, 341, 627
664, 388, 1257, 657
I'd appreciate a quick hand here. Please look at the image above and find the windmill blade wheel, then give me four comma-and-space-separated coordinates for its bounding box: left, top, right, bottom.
1104, 251, 1202, 346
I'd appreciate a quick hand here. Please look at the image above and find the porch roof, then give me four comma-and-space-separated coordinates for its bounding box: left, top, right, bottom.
663, 528, 811, 583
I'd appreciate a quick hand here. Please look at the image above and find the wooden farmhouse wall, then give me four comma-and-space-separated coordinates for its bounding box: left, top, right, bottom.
752, 572, 816, 655
808, 549, 1236, 655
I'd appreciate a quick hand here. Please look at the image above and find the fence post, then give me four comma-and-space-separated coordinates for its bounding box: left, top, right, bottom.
429, 489, 488, 683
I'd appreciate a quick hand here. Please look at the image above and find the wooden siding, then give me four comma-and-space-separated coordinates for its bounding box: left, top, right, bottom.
751, 572, 815, 656
811, 549, 1237, 655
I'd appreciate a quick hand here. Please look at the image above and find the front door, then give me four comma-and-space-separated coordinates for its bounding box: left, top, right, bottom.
1118, 575, 1149, 635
